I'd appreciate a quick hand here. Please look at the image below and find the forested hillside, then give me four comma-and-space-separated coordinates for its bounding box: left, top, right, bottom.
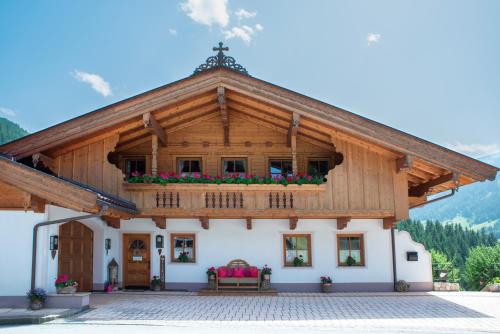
0, 117, 28, 145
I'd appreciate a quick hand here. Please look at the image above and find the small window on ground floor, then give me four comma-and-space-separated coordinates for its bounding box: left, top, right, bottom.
337, 234, 365, 266
170, 233, 196, 263
177, 158, 202, 177
125, 158, 146, 178
222, 158, 247, 177
283, 234, 312, 267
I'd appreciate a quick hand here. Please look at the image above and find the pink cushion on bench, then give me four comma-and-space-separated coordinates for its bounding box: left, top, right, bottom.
233, 267, 245, 278
218, 267, 228, 278
248, 266, 259, 277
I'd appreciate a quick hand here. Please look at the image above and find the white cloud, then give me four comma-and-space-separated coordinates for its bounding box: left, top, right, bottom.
367, 33, 381, 45
168, 28, 178, 35
0, 107, 16, 117
180, 0, 229, 27
235, 8, 256, 20
446, 142, 500, 158
223, 24, 263, 45
71, 70, 112, 97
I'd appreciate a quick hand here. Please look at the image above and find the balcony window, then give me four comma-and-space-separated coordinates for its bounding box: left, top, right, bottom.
269, 159, 292, 178
308, 159, 330, 178
223, 158, 247, 177
177, 158, 202, 177
125, 158, 146, 178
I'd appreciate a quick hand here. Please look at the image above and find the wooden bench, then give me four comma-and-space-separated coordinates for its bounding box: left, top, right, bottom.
216, 259, 261, 291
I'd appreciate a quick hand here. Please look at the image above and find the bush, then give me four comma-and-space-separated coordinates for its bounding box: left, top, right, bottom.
464, 244, 500, 290
431, 250, 460, 283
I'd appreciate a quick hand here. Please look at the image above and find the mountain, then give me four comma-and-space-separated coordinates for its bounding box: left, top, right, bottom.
0, 117, 28, 145
411, 152, 500, 238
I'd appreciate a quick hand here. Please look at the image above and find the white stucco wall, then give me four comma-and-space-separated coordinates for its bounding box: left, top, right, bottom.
0, 205, 433, 296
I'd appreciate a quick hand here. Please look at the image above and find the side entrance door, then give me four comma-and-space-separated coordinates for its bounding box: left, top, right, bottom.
123, 234, 151, 288
58, 221, 93, 292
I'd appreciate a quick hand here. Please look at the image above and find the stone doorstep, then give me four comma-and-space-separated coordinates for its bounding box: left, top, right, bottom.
0, 308, 85, 325
45, 293, 91, 309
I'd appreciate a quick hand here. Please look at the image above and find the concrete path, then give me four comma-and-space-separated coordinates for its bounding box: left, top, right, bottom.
1, 292, 499, 333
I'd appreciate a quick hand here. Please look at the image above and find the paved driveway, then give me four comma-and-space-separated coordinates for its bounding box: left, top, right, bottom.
2, 292, 499, 333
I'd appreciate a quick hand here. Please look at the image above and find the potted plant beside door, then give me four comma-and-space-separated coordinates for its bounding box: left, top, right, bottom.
55, 274, 78, 294
26, 288, 47, 310
151, 276, 162, 291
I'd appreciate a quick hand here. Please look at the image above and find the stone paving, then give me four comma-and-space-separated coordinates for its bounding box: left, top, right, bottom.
53, 292, 500, 332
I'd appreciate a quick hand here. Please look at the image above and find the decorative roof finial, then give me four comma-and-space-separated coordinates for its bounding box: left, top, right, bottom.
193, 42, 249, 76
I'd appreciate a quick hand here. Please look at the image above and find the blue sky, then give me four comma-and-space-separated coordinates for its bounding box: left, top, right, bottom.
0, 0, 499, 158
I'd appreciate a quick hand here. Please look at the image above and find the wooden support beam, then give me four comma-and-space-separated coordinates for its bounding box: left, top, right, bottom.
151, 135, 158, 176
336, 217, 350, 230
153, 217, 166, 229
408, 173, 458, 197
246, 217, 252, 230
396, 155, 413, 173
200, 217, 209, 230
143, 112, 167, 146
288, 113, 300, 175
289, 216, 298, 230
31, 195, 46, 213
383, 217, 397, 230
32, 153, 54, 170
103, 216, 120, 229
218, 86, 229, 146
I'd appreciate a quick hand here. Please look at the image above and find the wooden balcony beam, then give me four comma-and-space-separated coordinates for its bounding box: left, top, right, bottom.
200, 217, 209, 230
103, 216, 120, 229
153, 217, 166, 229
336, 217, 350, 230
143, 112, 166, 147
246, 217, 252, 230
218, 86, 229, 146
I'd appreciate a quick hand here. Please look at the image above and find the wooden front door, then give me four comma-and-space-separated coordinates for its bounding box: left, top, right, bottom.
58, 221, 93, 292
123, 234, 151, 288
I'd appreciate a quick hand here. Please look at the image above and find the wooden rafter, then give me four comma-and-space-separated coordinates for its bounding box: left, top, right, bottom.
396, 155, 413, 173
32, 153, 54, 170
143, 112, 166, 147
289, 216, 298, 230
383, 217, 397, 230
218, 87, 229, 146
246, 217, 252, 230
200, 217, 209, 230
408, 173, 459, 197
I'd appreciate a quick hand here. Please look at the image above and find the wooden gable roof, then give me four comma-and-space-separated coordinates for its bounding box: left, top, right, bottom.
0, 67, 497, 200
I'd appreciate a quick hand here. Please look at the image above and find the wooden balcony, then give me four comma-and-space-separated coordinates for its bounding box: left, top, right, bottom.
122, 182, 393, 219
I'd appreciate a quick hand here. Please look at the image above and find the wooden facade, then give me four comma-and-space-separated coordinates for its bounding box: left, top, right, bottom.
0, 65, 497, 225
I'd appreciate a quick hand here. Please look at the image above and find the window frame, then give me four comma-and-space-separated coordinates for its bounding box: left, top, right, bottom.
336, 233, 365, 267
123, 156, 147, 178
221, 157, 248, 177
269, 158, 293, 178
176, 157, 202, 176
307, 158, 331, 178
170, 233, 196, 263
282, 233, 312, 267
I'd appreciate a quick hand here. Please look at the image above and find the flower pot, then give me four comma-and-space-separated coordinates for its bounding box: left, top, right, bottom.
152, 285, 161, 291
321, 283, 333, 293
57, 286, 77, 294
208, 277, 216, 290
30, 299, 44, 310
263, 274, 271, 281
